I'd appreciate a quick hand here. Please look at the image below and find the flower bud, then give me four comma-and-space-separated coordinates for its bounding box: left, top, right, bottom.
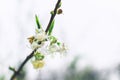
50, 11, 54, 15
57, 9, 63, 15
34, 52, 44, 60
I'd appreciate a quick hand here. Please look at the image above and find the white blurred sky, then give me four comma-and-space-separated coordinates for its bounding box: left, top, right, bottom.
1, 0, 120, 79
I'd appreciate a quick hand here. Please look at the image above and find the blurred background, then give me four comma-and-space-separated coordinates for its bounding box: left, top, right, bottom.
0, 0, 120, 80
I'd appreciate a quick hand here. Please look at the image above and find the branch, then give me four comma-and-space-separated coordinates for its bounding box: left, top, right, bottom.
10, 0, 61, 80
45, 0, 61, 32
10, 49, 37, 80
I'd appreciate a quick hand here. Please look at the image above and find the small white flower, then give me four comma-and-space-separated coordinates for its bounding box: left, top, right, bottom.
31, 41, 39, 49
48, 44, 59, 53
58, 43, 67, 53
35, 32, 46, 41
31, 41, 44, 49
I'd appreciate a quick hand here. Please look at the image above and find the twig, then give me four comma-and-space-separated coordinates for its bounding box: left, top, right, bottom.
10, 0, 61, 80
10, 49, 37, 80
45, 0, 61, 32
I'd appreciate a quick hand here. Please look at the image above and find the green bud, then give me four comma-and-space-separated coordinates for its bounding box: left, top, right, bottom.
34, 52, 44, 60
50, 11, 54, 15
49, 36, 57, 45
57, 42, 61, 46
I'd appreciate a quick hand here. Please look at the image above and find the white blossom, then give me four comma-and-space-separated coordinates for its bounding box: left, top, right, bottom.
58, 43, 67, 53
31, 41, 40, 49
31, 39, 44, 49
35, 32, 46, 41
28, 28, 67, 69
48, 44, 59, 53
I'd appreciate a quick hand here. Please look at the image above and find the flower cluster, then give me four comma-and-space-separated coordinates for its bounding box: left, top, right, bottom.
28, 28, 67, 69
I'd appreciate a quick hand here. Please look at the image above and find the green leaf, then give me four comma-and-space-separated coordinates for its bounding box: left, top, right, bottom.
48, 20, 55, 35
35, 15, 41, 29
58, 2, 62, 8
9, 66, 16, 72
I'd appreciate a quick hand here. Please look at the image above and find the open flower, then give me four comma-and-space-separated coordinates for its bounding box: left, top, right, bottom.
29, 29, 48, 49
35, 31, 46, 41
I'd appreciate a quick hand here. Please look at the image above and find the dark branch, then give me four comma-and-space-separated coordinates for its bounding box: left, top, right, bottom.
10, 49, 37, 80
45, 0, 61, 32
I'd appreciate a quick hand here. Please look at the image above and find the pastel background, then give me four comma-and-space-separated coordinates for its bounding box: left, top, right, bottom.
0, 0, 120, 80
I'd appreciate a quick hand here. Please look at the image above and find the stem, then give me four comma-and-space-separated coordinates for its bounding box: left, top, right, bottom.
45, 0, 61, 32
10, 49, 37, 80
10, 0, 61, 80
